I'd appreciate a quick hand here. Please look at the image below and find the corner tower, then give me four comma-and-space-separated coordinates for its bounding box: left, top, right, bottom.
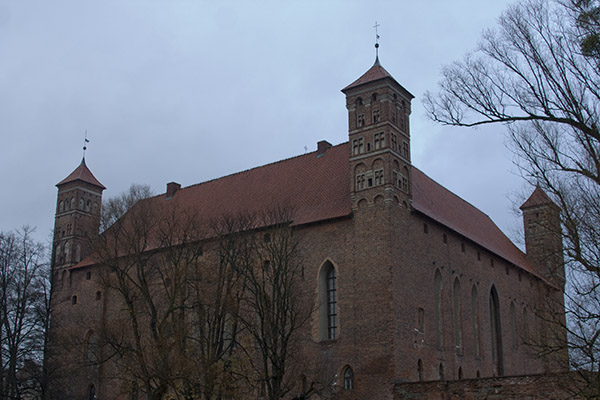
520, 186, 565, 289
51, 158, 105, 274
341, 56, 414, 209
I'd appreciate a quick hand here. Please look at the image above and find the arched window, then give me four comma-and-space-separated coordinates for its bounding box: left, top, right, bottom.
471, 285, 480, 357
86, 199, 91, 211
343, 366, 354, 390
318, 261, 338, 340
70, 197, 75, 209
88, 384, 96, 400
434, 270, 443, 348
79, 198, 84, 209
453, 277, 462, 352
417, 359, 423, 382
490, 286, 504, 376
458, 367, 463, 380
59, 200, 64, 212
438, 363, 445, 381
76, 244, 81, 263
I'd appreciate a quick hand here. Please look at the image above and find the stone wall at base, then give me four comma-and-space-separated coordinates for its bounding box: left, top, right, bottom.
394, 372, 590, 400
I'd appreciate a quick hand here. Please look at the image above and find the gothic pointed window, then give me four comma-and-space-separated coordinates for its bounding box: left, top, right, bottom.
490, 286, 504, 376
372, 109, 380, 123
318, 261, 338, 340
472, 285, 480, 357
453, 277, 463, 353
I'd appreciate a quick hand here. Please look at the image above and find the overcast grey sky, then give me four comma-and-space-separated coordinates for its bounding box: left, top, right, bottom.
0, 0, 529, 246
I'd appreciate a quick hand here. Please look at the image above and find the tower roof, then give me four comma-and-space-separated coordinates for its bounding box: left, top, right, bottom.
520, 186, 556, 210
56, 158, 106, 190
342, 58, 414, 98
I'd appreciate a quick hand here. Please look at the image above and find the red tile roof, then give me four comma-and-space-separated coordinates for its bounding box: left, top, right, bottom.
411, 167, 536, 276
77, 142, 538, 278
342, 58, 414, 98
520, 186, 555, 209
57, 158, 106, 190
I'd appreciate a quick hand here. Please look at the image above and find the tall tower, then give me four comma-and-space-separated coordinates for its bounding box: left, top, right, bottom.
341, 56, 414, 209
51, 158, 105, 274
520, 186, 565, 289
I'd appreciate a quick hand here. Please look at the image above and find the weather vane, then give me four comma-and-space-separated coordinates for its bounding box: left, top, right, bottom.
83, 129, 90, 158
374, 21, 380, 58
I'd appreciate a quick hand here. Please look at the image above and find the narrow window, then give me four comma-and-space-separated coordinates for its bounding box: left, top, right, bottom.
458, 367, 463, 380
443, 234, 447, 244
89, 384, 96, 400
417, 307, 425, 332
59, 201, 64, 212
417, 359, 423, 382
352, 139, 360, 155
391, 133, 398, 151
490, 286, 504, 376
96, 291, 102, 301
461, 243, 465, 253
86, 271, 91, 280
439, 363, 445, 381
472, 285, 480, 357
453, 278, 462, 353
358, 137, 364, 154
72, 295, 78, 305
327, 267, 337, 339
434, 270, 443, 348
510, 302, 518, 350
477, 251, 481, 261
79, 198, 84, 209
343, 367, 354, 390
424, 223, 429, 234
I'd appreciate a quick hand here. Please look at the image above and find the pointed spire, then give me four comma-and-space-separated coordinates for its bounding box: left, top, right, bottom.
56, 158, 105, 190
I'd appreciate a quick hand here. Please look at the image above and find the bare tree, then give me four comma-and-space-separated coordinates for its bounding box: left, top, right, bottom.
230, 207, 312, 400
0, 227, 49, 400
424, 0, 600, 396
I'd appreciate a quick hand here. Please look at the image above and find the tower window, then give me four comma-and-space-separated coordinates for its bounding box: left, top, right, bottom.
357, 113, 365, 127
59, 201, 64, 213
391, 134, 398, 151
374, 132, 386, 149
402, 141, 409, 159
355, 174, 366, 191
372, 109, 380, 123
79, 198, 84, 209
374, 169, 384, 186
71, 295, 77, 305
86, 271, 91, 280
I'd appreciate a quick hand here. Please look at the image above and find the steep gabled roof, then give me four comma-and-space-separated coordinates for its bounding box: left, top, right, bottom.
520, 186, 555, 209
78, 142, 538, 278
57, 158, 106, 190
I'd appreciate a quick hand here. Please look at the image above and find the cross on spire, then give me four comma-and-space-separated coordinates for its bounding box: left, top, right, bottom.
373, 21, 381, 61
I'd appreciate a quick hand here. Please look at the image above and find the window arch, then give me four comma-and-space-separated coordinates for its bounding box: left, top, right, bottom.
434, 269, 443, 348
343, 366, 354, 390
70, 197, 75, 209
417, 359, 423, 382
59, 200, 64, 212
471, 285, 480, 357
88, 384, 96, 400
318, 261, 338, 340
453, 277, 463, 353
489, 285, 504, 376
79, 198, 84, 209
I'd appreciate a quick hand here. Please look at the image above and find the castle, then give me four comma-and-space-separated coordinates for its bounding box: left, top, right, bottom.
47, 56, 567, 399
